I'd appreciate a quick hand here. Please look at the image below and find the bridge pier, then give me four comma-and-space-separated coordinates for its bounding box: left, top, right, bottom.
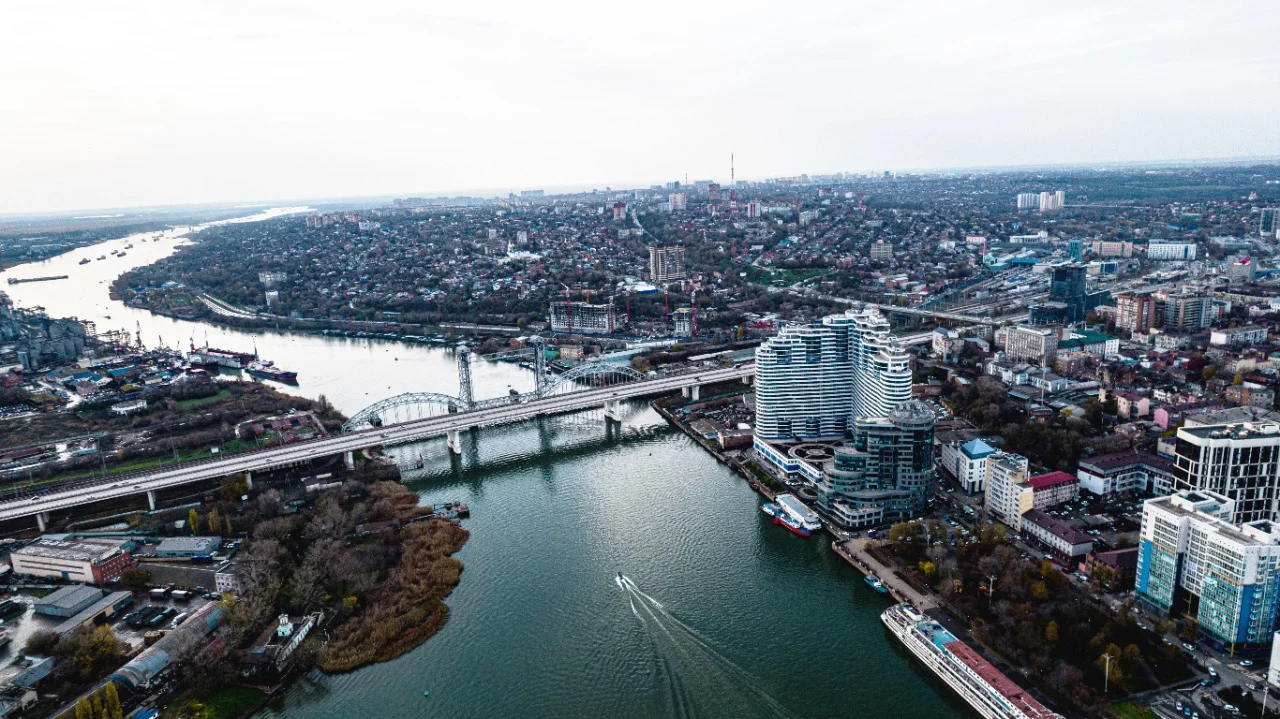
147, 490, 156, 511
603, 399, 622, 422
36, 511, 48, 532
682, 385, 701, 401
447, 429, 462, 455
344, 451, 355, 471
244, 471, 253, 490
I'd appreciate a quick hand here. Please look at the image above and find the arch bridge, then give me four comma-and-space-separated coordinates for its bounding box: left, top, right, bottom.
341, 341, 649, 433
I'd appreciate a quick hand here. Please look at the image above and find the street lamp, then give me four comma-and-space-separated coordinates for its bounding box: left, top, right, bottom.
1103, 651, 1116, 694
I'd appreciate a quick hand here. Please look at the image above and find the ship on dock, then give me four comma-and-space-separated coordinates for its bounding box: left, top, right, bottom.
881, 604, 1062, 719
187, 346, 255, 370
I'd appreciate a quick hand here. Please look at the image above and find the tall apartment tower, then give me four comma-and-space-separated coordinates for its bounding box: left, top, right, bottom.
1261, 208, 1278, 237
1114, 292, 1159, 334
648, 245, 687, 283
754, 307, 912, 442
1136, 490, 1280, 646
1171, 422, 1280, 524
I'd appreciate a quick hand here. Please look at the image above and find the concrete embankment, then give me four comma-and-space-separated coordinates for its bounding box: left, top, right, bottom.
831, 538, 938, 610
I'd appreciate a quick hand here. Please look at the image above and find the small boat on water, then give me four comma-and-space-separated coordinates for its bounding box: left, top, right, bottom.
865, 575, 889, 593
79, 258, 90, 265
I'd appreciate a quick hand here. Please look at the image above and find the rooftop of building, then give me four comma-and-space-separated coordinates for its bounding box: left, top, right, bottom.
1026, 471, 1078, 489
960, 438, 996, 459
1078, 449, 1173, 474
1092, 546, 1139, 569
155, 536, 221, 551
1021, 509, 1092, 546
1179, 421, 1280, 441
1184, 406, 1280, 427
14, 538, 125, 563
35, 584, 103, 609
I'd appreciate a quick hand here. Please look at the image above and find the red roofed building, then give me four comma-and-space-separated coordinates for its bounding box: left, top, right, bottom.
1026, 471, 1079, 509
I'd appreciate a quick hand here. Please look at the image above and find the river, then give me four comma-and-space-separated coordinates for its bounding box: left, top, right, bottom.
2, 213, 969, 719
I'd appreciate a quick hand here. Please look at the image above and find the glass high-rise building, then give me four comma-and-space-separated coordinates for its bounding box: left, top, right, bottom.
754, 307, 912, 442
815, 401, 937, 528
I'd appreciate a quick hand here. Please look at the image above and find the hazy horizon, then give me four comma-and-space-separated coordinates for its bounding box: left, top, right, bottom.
5, 0, 1279, 214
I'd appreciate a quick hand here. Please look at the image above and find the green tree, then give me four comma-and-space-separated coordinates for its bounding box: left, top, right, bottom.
220, 474, 250, 501
1030, 581, 1049, 601
104, 682, 124, 719
92, 693, 104, 719
1045, 620, 1059, 646
75, 698, 92, 719
188, 508, 199, 534
208, 507, 221, 535
919, 561, 938, 579
889, 521, 920, 542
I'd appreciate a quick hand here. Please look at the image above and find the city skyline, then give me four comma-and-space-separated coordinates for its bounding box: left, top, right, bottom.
4, 1, 1280, 214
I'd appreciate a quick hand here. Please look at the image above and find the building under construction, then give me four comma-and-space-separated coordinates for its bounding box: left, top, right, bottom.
648, 245, 687, 284
549, 301, 616, 335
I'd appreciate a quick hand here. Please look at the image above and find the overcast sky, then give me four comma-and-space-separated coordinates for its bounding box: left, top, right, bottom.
3, 1, 1278, 214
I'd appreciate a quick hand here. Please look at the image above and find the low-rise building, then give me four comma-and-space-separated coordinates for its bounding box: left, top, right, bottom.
1026, 471, 1079, 508
155, 537, 222, 558
1076, 450, 1174, 496
1210, 325, 1268, 347
34, 585, 104, 618
11, 538, 134, 583
1020, 509, 1093, 560
1084, 547, 1139, 591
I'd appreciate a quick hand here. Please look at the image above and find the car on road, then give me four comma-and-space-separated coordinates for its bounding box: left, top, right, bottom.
1239, 660, 1253, 667
1183, 642, 1196, 652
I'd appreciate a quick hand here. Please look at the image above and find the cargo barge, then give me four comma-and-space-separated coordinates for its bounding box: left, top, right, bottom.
7, 275, 69, 285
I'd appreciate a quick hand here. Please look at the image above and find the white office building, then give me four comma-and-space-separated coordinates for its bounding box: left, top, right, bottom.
939, 438, 997, 494
754, 307, 912, 442
984, 452, 1031, 530
1147, 241, 1198, 261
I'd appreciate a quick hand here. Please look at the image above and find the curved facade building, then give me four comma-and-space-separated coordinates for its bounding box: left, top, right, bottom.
754, 307, 912, 442
816, 401, 937, 528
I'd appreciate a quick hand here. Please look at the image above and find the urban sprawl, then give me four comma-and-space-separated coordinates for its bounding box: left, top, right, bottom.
4, 164, 1280, 718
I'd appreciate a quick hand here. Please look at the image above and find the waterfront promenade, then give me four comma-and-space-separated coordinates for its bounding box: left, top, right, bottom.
833, 538, 938, 610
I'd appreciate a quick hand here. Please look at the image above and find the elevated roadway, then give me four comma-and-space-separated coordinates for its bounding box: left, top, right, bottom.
2, 364, 753, 529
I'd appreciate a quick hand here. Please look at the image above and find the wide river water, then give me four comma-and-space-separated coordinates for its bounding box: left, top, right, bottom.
2, 213, 969, 718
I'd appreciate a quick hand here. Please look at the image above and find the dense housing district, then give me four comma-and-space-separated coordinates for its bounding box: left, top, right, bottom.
5, 164, 1280, 718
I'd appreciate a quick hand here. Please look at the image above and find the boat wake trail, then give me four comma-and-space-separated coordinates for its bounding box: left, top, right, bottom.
616, 575, 801, 719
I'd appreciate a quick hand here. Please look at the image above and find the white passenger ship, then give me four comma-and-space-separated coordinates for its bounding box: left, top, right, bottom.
881, 603, 1062, 719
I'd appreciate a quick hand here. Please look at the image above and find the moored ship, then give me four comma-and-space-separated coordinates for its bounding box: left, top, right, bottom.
246, 360, 299, 383
881, 604, 1061, 719
759, 503, 812, 537
188, 346, 255, 370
